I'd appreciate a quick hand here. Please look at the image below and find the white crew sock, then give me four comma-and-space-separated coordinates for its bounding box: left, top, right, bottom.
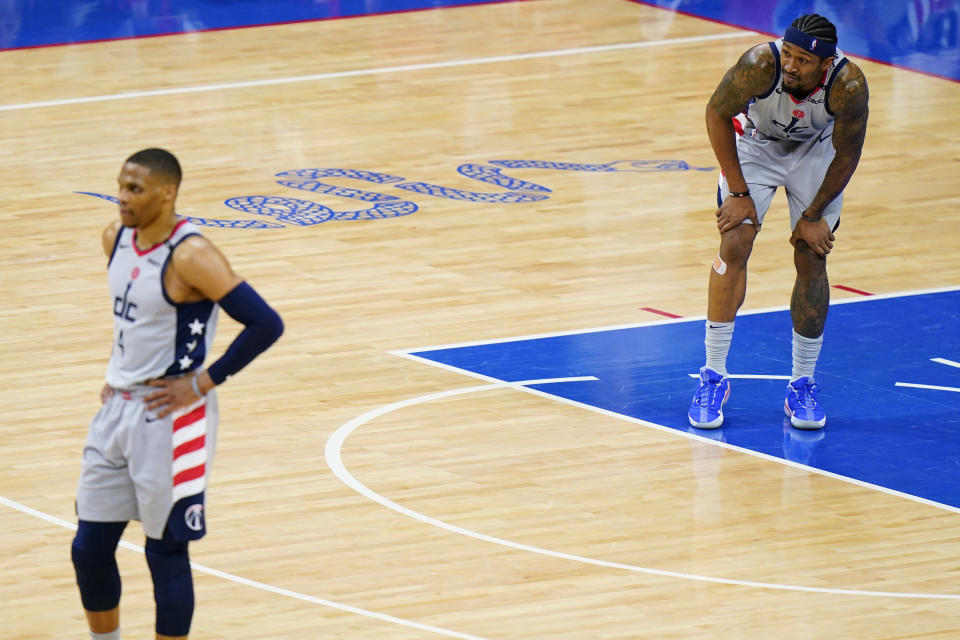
704, 320, 735, 376
791, 329, 823, 381
91, 629, 120, 640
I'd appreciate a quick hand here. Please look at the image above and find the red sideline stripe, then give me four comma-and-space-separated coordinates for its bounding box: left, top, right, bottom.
173, 405, 206, 431
642, 307, 683, 319
174, 435, 206, 460
832, 284, 873, 296
174, 465, 206, 486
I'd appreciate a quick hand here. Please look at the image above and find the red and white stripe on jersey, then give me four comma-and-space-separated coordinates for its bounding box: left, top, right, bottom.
171, 400, 208, 503
732, 112, 748, 137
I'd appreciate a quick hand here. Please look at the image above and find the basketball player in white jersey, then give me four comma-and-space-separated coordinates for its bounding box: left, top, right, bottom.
71, 148, 283, 640
687, 14, 869, 430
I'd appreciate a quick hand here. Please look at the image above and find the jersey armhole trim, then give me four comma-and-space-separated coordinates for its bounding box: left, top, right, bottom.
756, 41, 781, 100
823, 57, 849, 117
160, 231, 202, 307
107, 226, 125, 267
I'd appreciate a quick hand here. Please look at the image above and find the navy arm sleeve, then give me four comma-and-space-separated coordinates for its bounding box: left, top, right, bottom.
206, 281, 283, 386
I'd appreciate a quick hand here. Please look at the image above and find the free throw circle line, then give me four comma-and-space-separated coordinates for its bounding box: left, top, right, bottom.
325, 378, 960, 600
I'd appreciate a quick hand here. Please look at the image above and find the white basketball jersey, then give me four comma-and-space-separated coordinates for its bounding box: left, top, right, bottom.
105, 219, 219, 388
740, 39, 848, 143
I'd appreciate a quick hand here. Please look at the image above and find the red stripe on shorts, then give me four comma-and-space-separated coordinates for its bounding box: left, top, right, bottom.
174, 435, 206, 459
174, 465, 206, 486
173, 404, 206, 431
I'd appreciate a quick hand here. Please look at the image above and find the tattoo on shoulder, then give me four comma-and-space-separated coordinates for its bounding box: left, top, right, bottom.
830, 61, 869, 117
709, 45, 776, 118
829, 62, 869, 152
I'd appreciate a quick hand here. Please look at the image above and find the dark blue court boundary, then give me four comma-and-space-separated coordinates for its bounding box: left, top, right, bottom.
1, 0, 537, 51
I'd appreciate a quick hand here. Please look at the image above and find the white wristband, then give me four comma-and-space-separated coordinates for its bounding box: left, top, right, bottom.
191, 375, 204, 397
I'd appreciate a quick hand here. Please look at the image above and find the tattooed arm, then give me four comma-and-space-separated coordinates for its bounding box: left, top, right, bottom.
706, 44, 778, 233
790, 60, 869, 256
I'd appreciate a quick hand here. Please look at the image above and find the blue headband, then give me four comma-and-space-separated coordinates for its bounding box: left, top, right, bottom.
783, 26, 836, 58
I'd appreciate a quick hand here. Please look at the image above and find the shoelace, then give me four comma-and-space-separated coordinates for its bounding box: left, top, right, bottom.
794, 382, 820, 409
695, 376, 722, 408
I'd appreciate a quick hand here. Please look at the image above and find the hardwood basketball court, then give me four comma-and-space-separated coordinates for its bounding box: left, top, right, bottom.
2, 1, 958, 638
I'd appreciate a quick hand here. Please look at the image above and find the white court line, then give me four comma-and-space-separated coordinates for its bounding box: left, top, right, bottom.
0, 379, 600, 634
894, 357, 960, 392
324, 377, 960, 600
392, 285, 960, 354
895, 382, 960, 393
0, 32, 756, 112
392, 350, 960, 517
0, 495, 492, 640
932, 357, 960, 369
687, 373, 790, 380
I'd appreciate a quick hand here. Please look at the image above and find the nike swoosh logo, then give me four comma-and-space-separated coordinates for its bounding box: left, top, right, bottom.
145, 416, 160, 423
818, 132, 833, 143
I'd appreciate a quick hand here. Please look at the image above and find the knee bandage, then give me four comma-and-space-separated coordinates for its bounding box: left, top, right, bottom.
71, 520, 126, 611
713, 254, 727, 275
145, 533, 194, 637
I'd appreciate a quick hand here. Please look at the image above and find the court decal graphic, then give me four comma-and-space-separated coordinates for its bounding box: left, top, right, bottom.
76, 158, 713, 229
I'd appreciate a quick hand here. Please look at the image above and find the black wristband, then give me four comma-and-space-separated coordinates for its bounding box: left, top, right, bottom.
801, 213, 822, 222
729, 190, 750, 198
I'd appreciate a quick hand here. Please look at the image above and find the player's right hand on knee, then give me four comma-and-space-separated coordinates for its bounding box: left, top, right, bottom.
716, 196, 759, 233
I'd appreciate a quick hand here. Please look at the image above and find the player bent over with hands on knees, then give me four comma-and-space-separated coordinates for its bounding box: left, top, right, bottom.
72, 148, 283, 640
687, 14, 869, 430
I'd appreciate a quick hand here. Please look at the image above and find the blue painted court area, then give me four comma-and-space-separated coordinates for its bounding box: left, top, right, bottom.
0, 0, 529, 50
6, 0, 959, 82
406, 289, 960, 510
631, 0, 960, 82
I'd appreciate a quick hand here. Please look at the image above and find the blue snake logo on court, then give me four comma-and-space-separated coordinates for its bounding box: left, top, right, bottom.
77, 159, 713, 229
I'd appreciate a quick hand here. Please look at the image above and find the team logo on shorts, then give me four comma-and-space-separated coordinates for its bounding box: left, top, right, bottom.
185, 503, 205, 531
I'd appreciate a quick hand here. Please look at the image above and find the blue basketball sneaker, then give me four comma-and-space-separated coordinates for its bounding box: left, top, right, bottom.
784, 377, 826, 429
688, 367, 730, 429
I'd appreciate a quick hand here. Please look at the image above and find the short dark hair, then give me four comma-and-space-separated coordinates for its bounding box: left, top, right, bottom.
125, 148, 182, 186
791, 14, 837, 43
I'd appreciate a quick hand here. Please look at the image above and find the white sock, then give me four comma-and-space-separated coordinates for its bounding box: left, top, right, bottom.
791, 329, 823, 381
704, 320, 735, 376
91, 629, 120, 640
